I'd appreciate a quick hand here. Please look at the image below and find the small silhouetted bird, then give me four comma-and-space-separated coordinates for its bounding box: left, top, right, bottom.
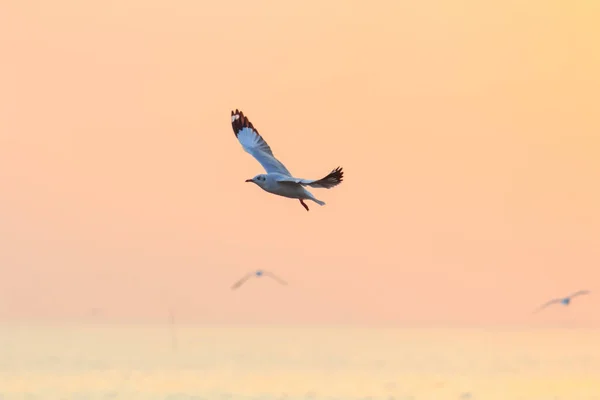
231, 270, 287, 290
532, 290, 590, 314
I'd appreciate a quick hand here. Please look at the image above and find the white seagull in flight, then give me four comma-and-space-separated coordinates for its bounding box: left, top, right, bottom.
532, 290, 590, 314
230, 109, 344, 211
231, 270, 287, 290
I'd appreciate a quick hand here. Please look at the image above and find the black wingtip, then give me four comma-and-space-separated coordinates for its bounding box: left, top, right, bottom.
231, 109, 255, 137
329, 166, 344, 184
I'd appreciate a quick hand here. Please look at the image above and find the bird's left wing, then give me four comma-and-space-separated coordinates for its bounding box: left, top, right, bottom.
532, 298, 561, 314
231, 272, 253, 290
276, 167, 344, 189
231, 110, 292, 176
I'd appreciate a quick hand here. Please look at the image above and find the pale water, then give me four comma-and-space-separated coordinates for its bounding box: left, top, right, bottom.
1, 325, 599, 399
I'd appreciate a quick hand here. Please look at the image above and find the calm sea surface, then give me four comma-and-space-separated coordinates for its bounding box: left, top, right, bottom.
0, 325, 598, 399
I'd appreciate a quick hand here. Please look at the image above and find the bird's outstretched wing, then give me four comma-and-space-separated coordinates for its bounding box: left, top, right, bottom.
568, 290, 590, 299
532, 298, 561, 314
264, 271, 288, 286
231, 272, 253, 290
276, 167, 344, 189
231, 109, 292, 176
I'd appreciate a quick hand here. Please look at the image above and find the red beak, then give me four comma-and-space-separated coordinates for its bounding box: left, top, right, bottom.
245, 179, 253, 182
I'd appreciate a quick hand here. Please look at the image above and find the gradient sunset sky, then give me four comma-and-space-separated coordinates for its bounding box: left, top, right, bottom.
1, 0, 598, 326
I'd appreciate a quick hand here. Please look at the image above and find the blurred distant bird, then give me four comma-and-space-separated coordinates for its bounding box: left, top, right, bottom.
231, 270, 287, 290
230, 109, 344, 211
533, 290, 590, 314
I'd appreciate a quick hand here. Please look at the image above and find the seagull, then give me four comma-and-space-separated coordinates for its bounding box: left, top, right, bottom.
231, 270, 287, 290
532, 290, 591, 314
230, 109, 344, 211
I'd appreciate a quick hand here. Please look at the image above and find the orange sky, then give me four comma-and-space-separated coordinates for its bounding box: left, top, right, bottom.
0, 0, 599, 326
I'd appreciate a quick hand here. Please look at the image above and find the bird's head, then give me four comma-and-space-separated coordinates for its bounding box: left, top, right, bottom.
245, 174, 267, 187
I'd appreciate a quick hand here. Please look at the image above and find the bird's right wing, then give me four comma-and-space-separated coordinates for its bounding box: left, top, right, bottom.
231, 273, 253, 290
532, 298, 560, 314
264, 271, 288, 286
231, 110, 292, 176
568, 290, 590, 299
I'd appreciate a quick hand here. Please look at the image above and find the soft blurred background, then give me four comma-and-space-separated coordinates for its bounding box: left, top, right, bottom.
0, 0, 599, 328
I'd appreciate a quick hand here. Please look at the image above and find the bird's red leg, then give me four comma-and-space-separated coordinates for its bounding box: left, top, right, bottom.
299, 199, 309, 211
